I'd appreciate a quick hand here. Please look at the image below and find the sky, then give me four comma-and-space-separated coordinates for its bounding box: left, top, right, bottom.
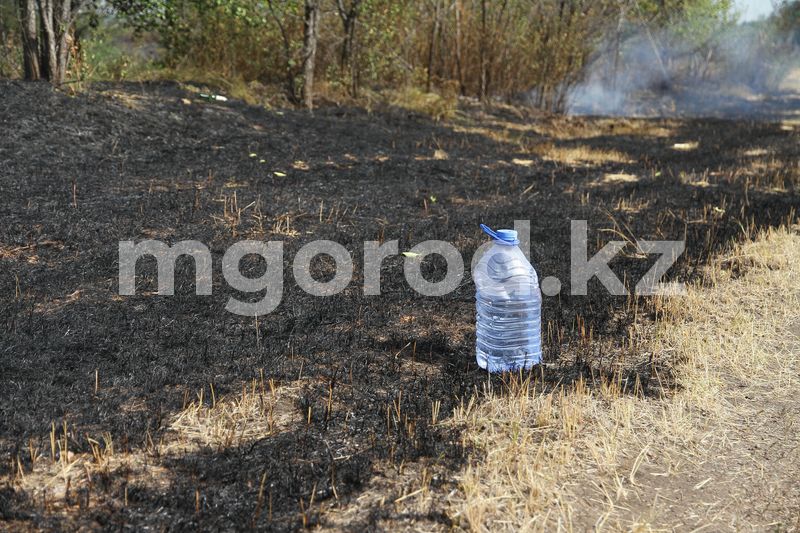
735, 0, 775, 21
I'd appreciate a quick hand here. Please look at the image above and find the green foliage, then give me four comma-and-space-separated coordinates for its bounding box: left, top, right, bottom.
111, 0, 293, 73
670, 0, 737, 47
101, 0, 625, 110
774, 0, 800, 36
0, 0, 21, 78
76, 20, 153, 81
6, 0, 749, 110
387, 85, 458, 121
631, 0, 737, 49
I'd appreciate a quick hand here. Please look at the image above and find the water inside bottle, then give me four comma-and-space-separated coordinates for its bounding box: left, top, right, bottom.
474, 225, 542, 372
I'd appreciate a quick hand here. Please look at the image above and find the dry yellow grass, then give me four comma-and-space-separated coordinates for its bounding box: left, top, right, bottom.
169, 377, 299, 449
6, 377, 304, 522
531, 142, 633, 165
447, 225, 800, 531
386, 86, 458, 121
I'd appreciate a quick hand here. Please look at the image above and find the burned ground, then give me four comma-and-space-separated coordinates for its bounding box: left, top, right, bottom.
0, 80, 798, 530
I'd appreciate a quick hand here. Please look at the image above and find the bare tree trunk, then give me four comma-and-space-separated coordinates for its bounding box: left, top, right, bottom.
426, 0, 442, 92
336, 0, 358, 68
39, 0, 57, 81
55, 0, 71, 84
479, 0, 488, 101
23, 0, 74, 84
492, 0, 508, 97
302, 0, 320, 110
349, 20, 359, 97
611, 4, 626, 89
267, 0, 297, 103
18, 0, 41, 80
454, 0, 464, 95
336, 0, 361, 96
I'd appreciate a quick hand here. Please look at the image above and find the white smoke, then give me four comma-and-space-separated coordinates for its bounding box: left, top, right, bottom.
568, 13, 800, 117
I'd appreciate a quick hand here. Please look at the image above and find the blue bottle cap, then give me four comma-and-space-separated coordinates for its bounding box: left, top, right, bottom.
480, 224, 520, 245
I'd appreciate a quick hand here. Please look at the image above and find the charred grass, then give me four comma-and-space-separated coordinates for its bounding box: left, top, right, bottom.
0, 80, 798, 530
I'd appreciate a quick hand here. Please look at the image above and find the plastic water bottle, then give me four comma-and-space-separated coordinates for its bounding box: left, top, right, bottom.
474, 224, 542, 372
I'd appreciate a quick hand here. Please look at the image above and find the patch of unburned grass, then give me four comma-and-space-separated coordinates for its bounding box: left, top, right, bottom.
8, 377, 302, 519
386, 86, 458, 121
170, 378, 299, 449
530, 142, 633, 165
447, 224, 800, 531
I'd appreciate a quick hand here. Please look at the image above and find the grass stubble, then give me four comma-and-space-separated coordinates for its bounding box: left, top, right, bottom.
4, 94, 798, 529
6, 226, 799, 531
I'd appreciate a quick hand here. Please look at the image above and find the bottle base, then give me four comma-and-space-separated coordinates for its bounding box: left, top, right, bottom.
476, 349, 541, 373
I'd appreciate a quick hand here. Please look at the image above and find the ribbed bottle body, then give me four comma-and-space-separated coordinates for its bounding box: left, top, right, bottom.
474, 242, 542, 372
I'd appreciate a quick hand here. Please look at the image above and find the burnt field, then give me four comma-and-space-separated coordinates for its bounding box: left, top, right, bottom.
0, 80, 798, 530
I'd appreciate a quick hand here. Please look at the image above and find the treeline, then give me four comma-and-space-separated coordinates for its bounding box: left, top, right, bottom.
110, 0, 623, 111
2, 0, 798, 111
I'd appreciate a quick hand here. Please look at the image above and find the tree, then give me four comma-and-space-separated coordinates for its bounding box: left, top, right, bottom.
478, 0, 487, 100
775, 0, 800, 37
17, 0, 82, 84
300, 0, 320, 109
425, 0, 443, 92
267, 0, 301, 103
335, 0, 361, 95
453, 0, 464, 94
18, 0, 39, 79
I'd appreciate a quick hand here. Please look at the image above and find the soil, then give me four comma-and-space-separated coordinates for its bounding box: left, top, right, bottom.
0, 80, 798, 531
